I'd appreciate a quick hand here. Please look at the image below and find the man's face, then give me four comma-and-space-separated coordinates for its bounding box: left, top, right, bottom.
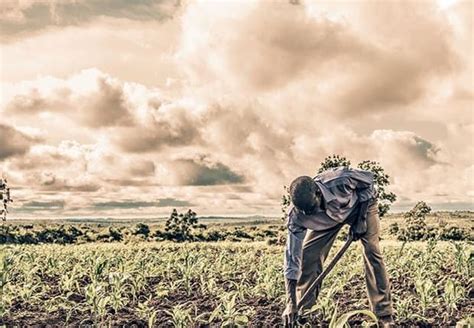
299, 190, 323, 215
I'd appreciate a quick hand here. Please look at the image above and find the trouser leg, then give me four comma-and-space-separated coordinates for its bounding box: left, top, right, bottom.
296, 224, 342, 311
360, 201, 394, 317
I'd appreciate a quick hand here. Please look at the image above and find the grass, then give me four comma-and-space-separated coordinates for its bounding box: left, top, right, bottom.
1, 238, 472, 327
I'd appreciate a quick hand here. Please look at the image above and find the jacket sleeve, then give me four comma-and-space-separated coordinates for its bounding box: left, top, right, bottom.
345, 168, 374, 188
284, 207, 307, 280
348, 168, 377, 201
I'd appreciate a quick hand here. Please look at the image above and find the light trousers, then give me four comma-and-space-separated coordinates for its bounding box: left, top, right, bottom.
296, 200, 394, 317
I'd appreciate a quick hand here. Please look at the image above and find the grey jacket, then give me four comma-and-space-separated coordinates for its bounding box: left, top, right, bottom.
284, 167, 377, 280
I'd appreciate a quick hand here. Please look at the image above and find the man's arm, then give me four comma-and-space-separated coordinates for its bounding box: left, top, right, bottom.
284, 207, 307, 302
282, 207, 307, 325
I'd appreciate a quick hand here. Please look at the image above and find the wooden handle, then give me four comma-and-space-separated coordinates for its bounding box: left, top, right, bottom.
297, 234, 354, 311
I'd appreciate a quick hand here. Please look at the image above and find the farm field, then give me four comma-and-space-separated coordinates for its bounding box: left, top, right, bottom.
1, 238, 472, 327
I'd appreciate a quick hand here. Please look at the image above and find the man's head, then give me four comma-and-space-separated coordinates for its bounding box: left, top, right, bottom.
289, 176, 322, 214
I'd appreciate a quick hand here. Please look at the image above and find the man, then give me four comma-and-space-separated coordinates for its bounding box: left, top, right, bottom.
282, 167, 394, 327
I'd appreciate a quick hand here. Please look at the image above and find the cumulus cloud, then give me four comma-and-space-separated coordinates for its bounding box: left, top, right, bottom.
21, 200, 65, 209
369, 130, 441, 168
177, 0, 460, 115
0, 124, 37, 159
93, 198, 193, 209
177, 1, 365, 92
113, 103, 202, 152
0, 0, 178, 41
333, 2, 459, 112
5, 69, 134, 128
173, 156, 245, 186
1, 0, 472, 217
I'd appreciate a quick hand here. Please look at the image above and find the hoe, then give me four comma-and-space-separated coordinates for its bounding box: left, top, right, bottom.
288, 233, 355, 327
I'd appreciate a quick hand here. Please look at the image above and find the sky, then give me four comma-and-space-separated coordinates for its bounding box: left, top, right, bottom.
0, 0, 472, 218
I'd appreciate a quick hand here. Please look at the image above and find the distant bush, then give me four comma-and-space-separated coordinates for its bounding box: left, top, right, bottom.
97, 227, 123, 242
266, 238, 278, 245
232, 229, 253, 240
396, 202, 472, 242
152, 229, 166, 241
202, 229, 228, 242
439, 226, 472, 241
35, 225, 83, 244
388, 222, 399, 235
397, 201, 433, 241
109, 227, 123, 242
133, 223, 150, 238
0, 226, 19, 244
165, 209, 200, 242
336, 227, 349, 241
267, 233, 286, 246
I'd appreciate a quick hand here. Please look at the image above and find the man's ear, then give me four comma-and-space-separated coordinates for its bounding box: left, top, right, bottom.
315, 185, 322, 197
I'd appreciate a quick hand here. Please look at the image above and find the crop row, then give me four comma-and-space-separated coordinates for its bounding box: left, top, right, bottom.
0, 240, 472, 327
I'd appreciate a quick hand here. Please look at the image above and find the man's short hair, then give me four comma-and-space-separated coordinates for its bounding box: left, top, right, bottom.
289, 176, 318, 213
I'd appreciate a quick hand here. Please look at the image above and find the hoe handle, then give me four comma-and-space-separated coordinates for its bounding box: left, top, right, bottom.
297, 234, 354, 311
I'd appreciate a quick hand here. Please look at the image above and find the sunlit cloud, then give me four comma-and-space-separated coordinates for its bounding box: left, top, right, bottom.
0, 0, 472, 217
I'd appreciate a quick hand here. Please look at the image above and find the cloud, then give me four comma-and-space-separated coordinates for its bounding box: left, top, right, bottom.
34, 172, 102, 192
80, 76, 134, 127
178, 1, 460, 116
1, 1, 472, 216
369, 130, 441, 168
21, 200, 65, 209
156, 197, 193, 207
0, 0, 178, 41
93, 197, 192, 209
0, 124, 37, 159
5, 69, 134, 128
173, 156, 245, 186
177, 1, 365, 92
128, 160, 156, 177
113, 102, 202, 152
336, 1, 459, 113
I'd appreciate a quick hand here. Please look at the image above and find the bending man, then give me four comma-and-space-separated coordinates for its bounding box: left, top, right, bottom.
282, 167, 394, 327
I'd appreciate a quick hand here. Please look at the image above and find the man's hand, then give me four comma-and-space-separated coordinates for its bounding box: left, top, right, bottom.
350, 223, 365, 241
282, 300, 298, 327
282, 278, 298, 327
350, 200, 369, 241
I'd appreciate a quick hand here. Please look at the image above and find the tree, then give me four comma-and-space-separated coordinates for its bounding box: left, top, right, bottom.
317, 155, 351, 174
398, 201, 435, 241
357, 160, 397, 218
280, 185, 291, 221
165, 209, 199, 241
281, 154, 397, 220
0, 178, 12, 221
404, 201, 431, 220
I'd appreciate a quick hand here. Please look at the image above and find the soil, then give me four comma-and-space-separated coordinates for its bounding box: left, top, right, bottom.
3, 289, 472, 327
2, 266, 472, 327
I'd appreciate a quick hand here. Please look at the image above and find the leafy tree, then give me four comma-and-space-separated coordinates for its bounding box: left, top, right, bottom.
280, 185, 291, 221
404, 201, 431, 220
317, 155, 396, 217
438, 226, 471, 241
357, 160, 397, 218
398, 201, 435, 241
165, 209, 199, 242
280, 154, 397, 220
0, 178, 12, 221
317, 155, 351, 174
